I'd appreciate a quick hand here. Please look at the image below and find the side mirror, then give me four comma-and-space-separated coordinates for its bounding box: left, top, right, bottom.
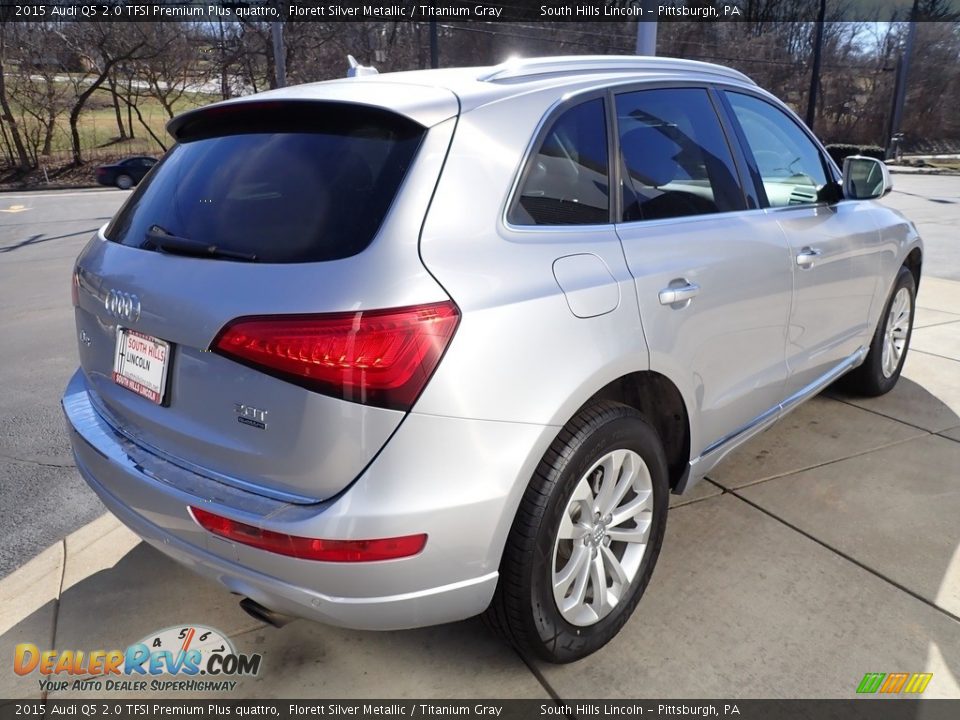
842, 156, 892, 200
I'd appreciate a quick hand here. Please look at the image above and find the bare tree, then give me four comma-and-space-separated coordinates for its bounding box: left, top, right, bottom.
56, 22, 154, 165
0, 24, 32, 172
138, 23, 207, 119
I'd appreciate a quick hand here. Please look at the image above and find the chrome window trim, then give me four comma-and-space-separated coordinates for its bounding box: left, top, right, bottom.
502, 78, 761, 234
502, 87, 614, 233
615, 205, 769, 230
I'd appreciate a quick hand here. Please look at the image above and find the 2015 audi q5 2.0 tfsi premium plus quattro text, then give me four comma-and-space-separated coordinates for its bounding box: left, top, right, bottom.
64, 56, 922, 663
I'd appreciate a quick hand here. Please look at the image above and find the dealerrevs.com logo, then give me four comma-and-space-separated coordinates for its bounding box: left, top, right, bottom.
14, 625, 262, 693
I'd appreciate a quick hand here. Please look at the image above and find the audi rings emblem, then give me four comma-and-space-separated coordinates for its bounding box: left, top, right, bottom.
104, 289, 141, 323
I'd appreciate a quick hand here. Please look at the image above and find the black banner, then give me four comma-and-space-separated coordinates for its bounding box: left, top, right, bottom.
0, 0, 959, 24
2, 700, 960, 720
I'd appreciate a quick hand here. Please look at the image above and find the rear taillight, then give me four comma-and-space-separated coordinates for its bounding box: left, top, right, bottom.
212, 301, 459, 411
71, 268, 79, 307
189, 506, 426, 562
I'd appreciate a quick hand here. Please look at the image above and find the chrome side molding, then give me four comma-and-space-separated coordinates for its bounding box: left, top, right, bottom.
689, 346, 867, 477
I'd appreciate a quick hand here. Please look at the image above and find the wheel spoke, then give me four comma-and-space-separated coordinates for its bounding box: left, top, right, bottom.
594, 450, 626, 515
563, 550, 592, 612
605, 452, 645, 517
891, 293, 904, 320
605, 512, 652, 544
588, 551, 611, 617
600, 544, 629, 591
609, 489, 652, 528
557, 509, 589, 541
894, 310, 909, 332
554, 545, 589, 598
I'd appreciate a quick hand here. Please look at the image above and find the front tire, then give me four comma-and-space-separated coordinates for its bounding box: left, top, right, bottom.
484, 401, 669, 663
845, 265, 916, 397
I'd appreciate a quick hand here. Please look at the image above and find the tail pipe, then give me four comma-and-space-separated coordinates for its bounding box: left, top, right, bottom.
239, 597, 294, 628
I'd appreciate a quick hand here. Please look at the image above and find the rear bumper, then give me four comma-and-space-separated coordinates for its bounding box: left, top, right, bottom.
63, 369, 556, 630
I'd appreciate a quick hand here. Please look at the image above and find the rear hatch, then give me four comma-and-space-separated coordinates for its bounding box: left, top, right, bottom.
72, 96, 458, 503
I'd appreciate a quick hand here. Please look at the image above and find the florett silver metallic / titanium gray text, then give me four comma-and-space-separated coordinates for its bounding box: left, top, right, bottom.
63, 56, 922, 662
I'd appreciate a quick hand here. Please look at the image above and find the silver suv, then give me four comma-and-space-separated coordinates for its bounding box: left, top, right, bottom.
64, 56, 922, 663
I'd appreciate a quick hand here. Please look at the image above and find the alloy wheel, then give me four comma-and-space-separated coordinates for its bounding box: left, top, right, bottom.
881, 286, 911, 378
551, 448, 654, 626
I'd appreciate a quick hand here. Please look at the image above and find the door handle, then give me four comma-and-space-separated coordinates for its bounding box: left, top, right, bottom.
796, 247, 822, 269
658, 281, 701, 306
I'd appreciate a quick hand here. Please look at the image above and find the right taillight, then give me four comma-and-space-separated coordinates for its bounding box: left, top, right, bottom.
212, 301, 459, 412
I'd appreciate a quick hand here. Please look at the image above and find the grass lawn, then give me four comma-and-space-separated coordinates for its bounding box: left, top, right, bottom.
9, 82, 215, 166
924, 158, 960, 173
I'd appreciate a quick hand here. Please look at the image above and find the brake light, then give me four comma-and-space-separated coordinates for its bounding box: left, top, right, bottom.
212, 301, 459, 411
189, 506, 426, 562
71, 268, 79, 307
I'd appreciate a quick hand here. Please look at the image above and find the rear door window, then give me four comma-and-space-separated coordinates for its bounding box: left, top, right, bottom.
615, 88, 745, 222
509, 98, 610, 226
105, 103, 425, 263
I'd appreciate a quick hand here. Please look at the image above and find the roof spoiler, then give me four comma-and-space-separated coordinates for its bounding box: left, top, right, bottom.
347, 55, 379, 78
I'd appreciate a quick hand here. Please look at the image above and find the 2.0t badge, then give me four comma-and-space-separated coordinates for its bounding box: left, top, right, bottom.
235, 403, 268, 429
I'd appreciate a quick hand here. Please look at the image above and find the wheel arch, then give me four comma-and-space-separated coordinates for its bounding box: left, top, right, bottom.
578, 371, 691, 493
904, 245, 922, 292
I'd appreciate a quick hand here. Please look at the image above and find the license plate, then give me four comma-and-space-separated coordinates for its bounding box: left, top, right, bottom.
112, 328, 171, 405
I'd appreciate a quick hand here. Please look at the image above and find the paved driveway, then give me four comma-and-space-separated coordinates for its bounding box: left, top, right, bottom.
0, 179, 958, 699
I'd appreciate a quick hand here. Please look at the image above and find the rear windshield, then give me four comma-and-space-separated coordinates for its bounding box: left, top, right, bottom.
104, 102, 425, 263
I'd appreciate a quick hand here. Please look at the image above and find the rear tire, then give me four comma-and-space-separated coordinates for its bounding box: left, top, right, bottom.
844, 265, 916, 397
484, 401, 669, 663
116, 174, 133, 190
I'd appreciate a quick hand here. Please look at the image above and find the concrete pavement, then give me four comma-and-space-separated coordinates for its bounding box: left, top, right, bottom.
0, 182, 959, 699
881, 176, 960, 281
0, 189, 128, 577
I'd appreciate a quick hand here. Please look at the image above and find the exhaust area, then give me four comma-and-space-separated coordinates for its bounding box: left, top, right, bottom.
239, 597, 294, 628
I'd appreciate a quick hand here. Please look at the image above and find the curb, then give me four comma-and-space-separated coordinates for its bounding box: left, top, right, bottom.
0, 184, 103, 193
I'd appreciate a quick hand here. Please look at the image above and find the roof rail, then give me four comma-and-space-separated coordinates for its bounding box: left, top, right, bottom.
478, 55, 754, 85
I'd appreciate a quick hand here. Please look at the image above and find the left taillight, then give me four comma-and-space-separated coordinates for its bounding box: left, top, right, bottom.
71, 268, 79, 307
189, 506, 426, 562
212, 301, 459, 412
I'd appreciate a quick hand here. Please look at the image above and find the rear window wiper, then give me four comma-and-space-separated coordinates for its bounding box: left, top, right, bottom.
144, 225, 257, 262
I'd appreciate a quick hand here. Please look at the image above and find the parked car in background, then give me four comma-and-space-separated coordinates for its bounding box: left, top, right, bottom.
95, 156, 158, 189
64, 56, 922, 663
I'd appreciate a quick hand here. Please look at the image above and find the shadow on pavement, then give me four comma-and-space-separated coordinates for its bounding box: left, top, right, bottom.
0, 542, 546, 699
0, 228, 100, 254
0, 381, 957, 700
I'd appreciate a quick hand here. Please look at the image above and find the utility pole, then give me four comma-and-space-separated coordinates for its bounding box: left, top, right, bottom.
805, 0, 826, 130
635, 1, 658, 55
429, 20, 439, 68
886, 0, 919, 159
271, 22, 286, 88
